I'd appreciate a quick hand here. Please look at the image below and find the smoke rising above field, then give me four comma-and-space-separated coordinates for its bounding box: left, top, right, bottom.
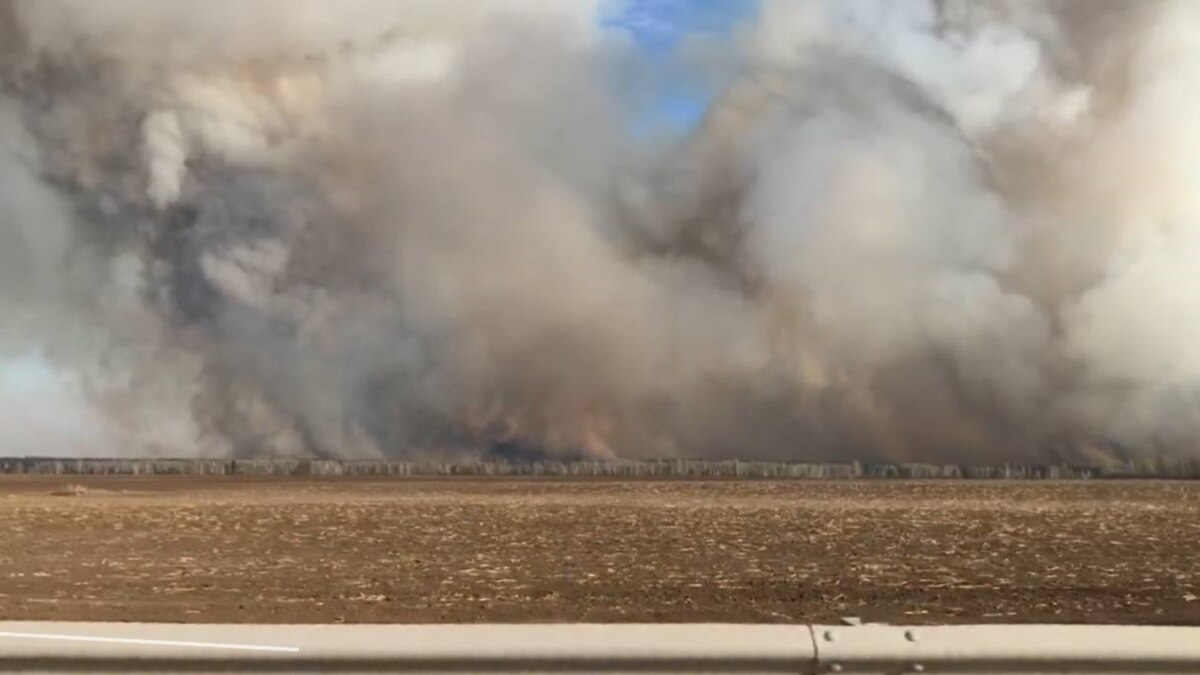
3, 0, 1200, 462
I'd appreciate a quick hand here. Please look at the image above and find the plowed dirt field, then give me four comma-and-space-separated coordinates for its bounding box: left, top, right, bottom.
1, 477, 1197, 624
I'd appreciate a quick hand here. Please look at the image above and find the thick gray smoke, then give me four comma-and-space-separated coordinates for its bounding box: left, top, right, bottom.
2, 0, 1200, 463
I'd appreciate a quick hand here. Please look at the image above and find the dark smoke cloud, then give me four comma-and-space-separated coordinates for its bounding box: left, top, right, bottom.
2, 0, 1200, 463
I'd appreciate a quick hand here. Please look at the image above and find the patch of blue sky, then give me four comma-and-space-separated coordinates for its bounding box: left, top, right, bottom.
653, 91, 710, 132
601, 0, 757, 55
600, 0, 758, 137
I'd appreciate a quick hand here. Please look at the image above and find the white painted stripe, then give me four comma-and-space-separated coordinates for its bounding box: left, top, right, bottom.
0, 631, 299, 653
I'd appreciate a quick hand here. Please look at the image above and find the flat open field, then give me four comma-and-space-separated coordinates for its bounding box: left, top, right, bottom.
1, 477, 1198, 624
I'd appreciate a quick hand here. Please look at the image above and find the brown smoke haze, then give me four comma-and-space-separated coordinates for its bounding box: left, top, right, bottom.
2, 0, 1200, 463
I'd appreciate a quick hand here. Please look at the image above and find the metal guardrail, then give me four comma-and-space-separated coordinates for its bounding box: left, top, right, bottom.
1, 622, 1200, 673
812, 624, 1200, 673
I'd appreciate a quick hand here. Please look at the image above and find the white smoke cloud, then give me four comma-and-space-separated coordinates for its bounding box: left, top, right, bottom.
3, 0, 1200, 462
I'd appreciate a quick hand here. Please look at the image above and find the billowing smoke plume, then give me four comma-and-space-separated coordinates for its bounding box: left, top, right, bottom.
3, 0, 1200, 463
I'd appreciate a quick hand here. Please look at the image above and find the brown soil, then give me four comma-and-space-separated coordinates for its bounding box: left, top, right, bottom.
1, 477, 1198, 624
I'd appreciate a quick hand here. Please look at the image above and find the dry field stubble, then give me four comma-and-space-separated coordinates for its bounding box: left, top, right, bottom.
0, 477, 1198, 624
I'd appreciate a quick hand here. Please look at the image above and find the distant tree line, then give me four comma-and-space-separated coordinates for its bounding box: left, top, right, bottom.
2, 456, 1200, 479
